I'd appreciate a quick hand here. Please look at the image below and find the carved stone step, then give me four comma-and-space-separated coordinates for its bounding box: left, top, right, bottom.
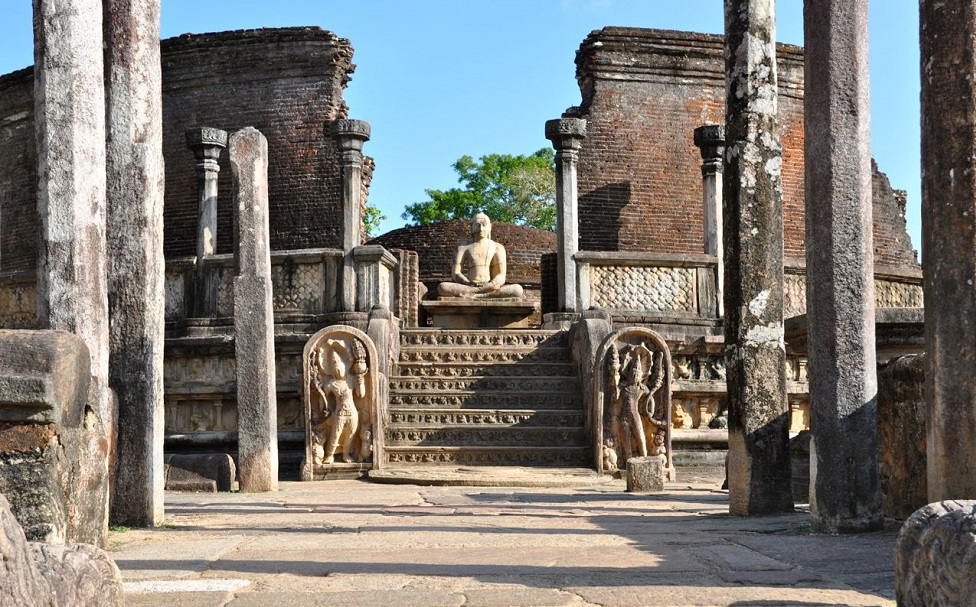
400, 330, 569, 349
390, 376, 579, 393
396, 361, 576, 378
386, 425, 586, 447
387, 409, 585, 427
398, 347, 572, 364
389, 391, 582, 409
383, 445, 591, 466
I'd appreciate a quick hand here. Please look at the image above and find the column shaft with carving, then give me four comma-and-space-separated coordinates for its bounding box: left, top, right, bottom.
104, 0, 166, 527
230, 127, 278, 492
333, 120, 371, 312
722, 0, 793, 516
805, 0, 882, 532
921, 0, 976, 501
186, 127, 228, 317
694, 124, 725, 318
545, 118, 586, 313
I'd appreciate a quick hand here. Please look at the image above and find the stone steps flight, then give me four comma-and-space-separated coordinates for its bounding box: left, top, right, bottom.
384, 329, 589, 467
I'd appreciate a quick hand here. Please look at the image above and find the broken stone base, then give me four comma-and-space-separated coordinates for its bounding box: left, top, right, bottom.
896, 500, 976, 607
165, 453, 236, 491
0, 492, 122, 607
626, 456, 666, 493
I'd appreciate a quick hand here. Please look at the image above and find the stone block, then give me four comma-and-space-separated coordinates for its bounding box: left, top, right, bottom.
896, 500, 976, 607
789, 430, 810, 504
627, 456, 666, 493
165, 453, 236, 491
0, 330, 90, 426
877, 354, 927, 520
421, 300, 539, 329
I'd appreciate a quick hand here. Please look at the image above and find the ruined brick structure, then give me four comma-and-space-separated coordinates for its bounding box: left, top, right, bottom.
573, 27, 918, 271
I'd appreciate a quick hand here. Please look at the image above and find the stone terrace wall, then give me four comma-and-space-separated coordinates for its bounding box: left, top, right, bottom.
369, 219, 556, 288
573, 27, 918, 270
0, 27, 357, 275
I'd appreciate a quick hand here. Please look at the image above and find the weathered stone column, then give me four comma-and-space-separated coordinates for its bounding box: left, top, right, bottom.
921, 0, 976, 501
545, 118, 586, 312
332, 119, 370, 312
694, 124, 726, 318
186, 127, 228, 317
804, 0, 882, 532
104, 0, 166, 527
33, 0, 110, 432
229, 127, 278, 492
722, 0, 793, 515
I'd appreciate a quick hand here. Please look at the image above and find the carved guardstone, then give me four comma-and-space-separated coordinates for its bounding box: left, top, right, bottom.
301, 325, 380, 480
593, 327, 674, 481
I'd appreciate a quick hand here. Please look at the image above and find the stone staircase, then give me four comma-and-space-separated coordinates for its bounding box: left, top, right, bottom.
384, 329, 590, 466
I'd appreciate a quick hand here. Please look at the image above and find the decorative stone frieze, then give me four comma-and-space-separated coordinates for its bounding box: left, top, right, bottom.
590, 266, 696, 312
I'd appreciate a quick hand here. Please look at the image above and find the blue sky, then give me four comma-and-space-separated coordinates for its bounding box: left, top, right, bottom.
0, 1, 920, 251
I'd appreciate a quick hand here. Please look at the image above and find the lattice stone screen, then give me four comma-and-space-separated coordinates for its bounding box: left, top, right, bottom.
590, 266, 696, 312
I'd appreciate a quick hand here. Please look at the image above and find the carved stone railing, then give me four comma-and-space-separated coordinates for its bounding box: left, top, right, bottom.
784, 258, 923, 319
575, 252, 720, 321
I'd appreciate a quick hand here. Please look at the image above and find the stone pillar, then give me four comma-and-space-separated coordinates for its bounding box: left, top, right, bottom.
353, 245, 398, 312
545, 118, 586, 313
722, 0, 793, 515
33, 0, 110, 434
920, 0, 976, 501
186, 127, 228, 317
694, 125, 725, 318
332, 119, 371, 312
804, 0, 882, 532
104, 0, 166, 527
229, 127, 278, 492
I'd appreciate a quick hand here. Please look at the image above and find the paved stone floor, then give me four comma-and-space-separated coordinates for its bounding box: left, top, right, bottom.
114, 468, 898, 607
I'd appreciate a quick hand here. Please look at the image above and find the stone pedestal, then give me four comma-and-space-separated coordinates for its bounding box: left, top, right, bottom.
920, 0, 976, 502
626, 456, 666, 493
421, 300, 539, 329
546, 118, 586, 313
723, 0, 793, 516
229, 128, 278, 492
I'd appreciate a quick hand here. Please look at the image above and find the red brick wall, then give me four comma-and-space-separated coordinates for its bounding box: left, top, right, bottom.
574, 27, 918, 270
0, 28, 354, 274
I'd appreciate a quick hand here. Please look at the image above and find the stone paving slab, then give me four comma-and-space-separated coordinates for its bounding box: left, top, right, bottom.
112, 469, 898, 607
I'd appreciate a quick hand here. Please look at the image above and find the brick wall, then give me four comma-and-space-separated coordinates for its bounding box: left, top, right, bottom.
574, 27, 918, 270
368, 219, 556, 287
0, 69, 37, 274
0, 27, 354, 275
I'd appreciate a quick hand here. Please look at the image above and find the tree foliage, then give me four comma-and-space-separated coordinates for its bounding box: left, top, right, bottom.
363, 205, 387, 238
402, 148, 556, 231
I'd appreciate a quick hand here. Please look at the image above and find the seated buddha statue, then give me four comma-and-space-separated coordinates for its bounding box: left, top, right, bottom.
437, 213, 524, 300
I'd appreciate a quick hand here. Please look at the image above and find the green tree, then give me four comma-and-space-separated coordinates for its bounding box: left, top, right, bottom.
402, 148, 556, 231
363, 205, 387, 238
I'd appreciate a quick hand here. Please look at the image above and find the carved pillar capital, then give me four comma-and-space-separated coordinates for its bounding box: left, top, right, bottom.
186, 127, 228, 174
332, 119, 371, 165
693, 124, 726, 175
545, 118, 587, 156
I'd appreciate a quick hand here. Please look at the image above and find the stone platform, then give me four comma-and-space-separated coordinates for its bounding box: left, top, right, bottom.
115, 469, 899, 607
421, 299, 539, 329
368, 466, 613, 488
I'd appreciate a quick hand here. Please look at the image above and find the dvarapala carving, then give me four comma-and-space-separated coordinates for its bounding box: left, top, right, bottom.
301, 325, 381, 479
593, 327, 674, 478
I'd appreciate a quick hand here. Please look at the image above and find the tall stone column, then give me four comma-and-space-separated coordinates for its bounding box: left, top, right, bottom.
545, 118, 586, 313
332, 119, 370, 312
804, 0, 882, 532
722, 0, 793, 516
33, 0, 110, 432
229, 127, 278, 492
694, 124, 725, 318
104, 0, 166, 527
186, 127, 228, 317
921, 0, 976, 501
